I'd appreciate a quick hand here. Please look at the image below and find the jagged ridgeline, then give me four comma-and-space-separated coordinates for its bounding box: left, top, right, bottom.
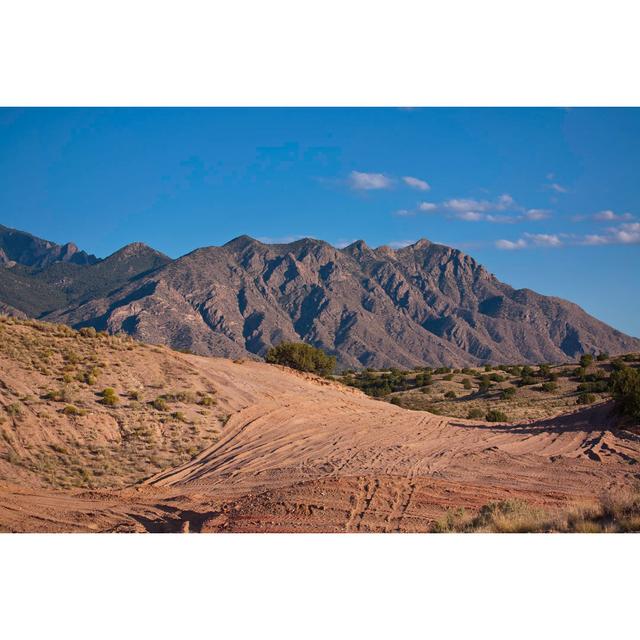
1, 224, 639, 368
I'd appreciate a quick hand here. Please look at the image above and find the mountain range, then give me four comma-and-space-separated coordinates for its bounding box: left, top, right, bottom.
1, 223, 638, 368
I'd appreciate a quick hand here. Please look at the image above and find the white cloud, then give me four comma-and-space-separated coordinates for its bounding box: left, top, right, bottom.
611, 222, 640, 244
495, 238, 527, 250
402, 176, 430, 191
524, 233, 562, 247
547, 182, 568, 193
418, 201, 437, 212
524, 209, 551, 220
495, 232, 562, 250
593, 209, 634, 221
444, 194, 516, 213
455, 211, 484, 221
486, 214, 517, 223
582, 234, 609, 245
573, 210, 635, 223
348, 170, 392, 190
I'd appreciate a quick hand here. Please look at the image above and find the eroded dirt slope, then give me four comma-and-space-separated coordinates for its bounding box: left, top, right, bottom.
1, 317, 639, 532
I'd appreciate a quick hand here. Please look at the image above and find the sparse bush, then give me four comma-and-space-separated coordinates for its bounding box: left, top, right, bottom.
198, 394, 216, 407
467, 408, 484, 419
442, 373, 453, 381
444, 390, 456, 399
62, 404, 82, 416
6, 403, 21, 417
44, 387, 71, 403
485, 409, 508, 422
540, 381, 558, 393
576, 392, 596, 405
171, 411, 188, 423
610, 367, 640, 420
501, 387, 516, 400
265, 342, 336, 376
390, 396, 403, 406
579, 354, 594, 368
463, 378, 472, 390
100, 387, 119, 406
79, 327, 97, 338
152, 397, 168, 411
596, 352, 609, 362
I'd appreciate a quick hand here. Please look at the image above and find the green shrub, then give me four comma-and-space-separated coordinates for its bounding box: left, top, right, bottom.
540, 381, 558, 393
444, 390, 456, 399
579, 354, 594, 368
610, 367, 640, 420
390, 396, 403, 406
265, 342, 336, 376
100, 388, 119, 406
576, 392, 596, 405
62, 404, 83, 416
501, 387, 516, 400
171, 411, 188, 423
596, 352, 609, 362
485, 409, 508, 422
463, 378, 472, 390
467, 408, 484, 419
442, 373, 454, 381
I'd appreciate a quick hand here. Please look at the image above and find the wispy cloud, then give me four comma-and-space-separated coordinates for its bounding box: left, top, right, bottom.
495, 233, 562, 250
580, 222, 640, 245
524, 208, 551, 220
348, 170, 393, 190
387, 239, 417, 248
333, 238, 359, 249
444, 194, 516, 213
393, 209, 415, 217
495, 238, 527, 250
525, 232, 563, 247
399, 193, 551, 224
402, 176, 430, 191
573, 210, 635, 222
256, 234, 310, 244
495, 223, 640, 250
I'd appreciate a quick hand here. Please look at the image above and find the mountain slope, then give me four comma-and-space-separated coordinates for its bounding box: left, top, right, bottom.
0, 227, 171, 317
45, 235, 640, 368
0, 223, 97, 268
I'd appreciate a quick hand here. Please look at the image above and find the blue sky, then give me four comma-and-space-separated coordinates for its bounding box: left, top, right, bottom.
0, 107, 638, 337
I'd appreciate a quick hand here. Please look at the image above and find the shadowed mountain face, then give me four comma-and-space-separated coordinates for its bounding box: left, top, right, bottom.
0, 225, 171, 317
0, 224, 98, 268
28, 233, 638, 368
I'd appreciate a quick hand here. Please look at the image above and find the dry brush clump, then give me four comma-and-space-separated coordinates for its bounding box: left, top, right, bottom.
431, 490, 640, 533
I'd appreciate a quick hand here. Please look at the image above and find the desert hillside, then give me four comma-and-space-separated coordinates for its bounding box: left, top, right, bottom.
1, 316, 639, 532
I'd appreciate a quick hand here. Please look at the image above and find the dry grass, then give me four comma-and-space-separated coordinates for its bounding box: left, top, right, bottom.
0, 316, 225, 489
432, 490, 640, 532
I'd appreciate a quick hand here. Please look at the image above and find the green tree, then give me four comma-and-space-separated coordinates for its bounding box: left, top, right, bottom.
265, 342, 336, 376
610, 367, 640, 420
